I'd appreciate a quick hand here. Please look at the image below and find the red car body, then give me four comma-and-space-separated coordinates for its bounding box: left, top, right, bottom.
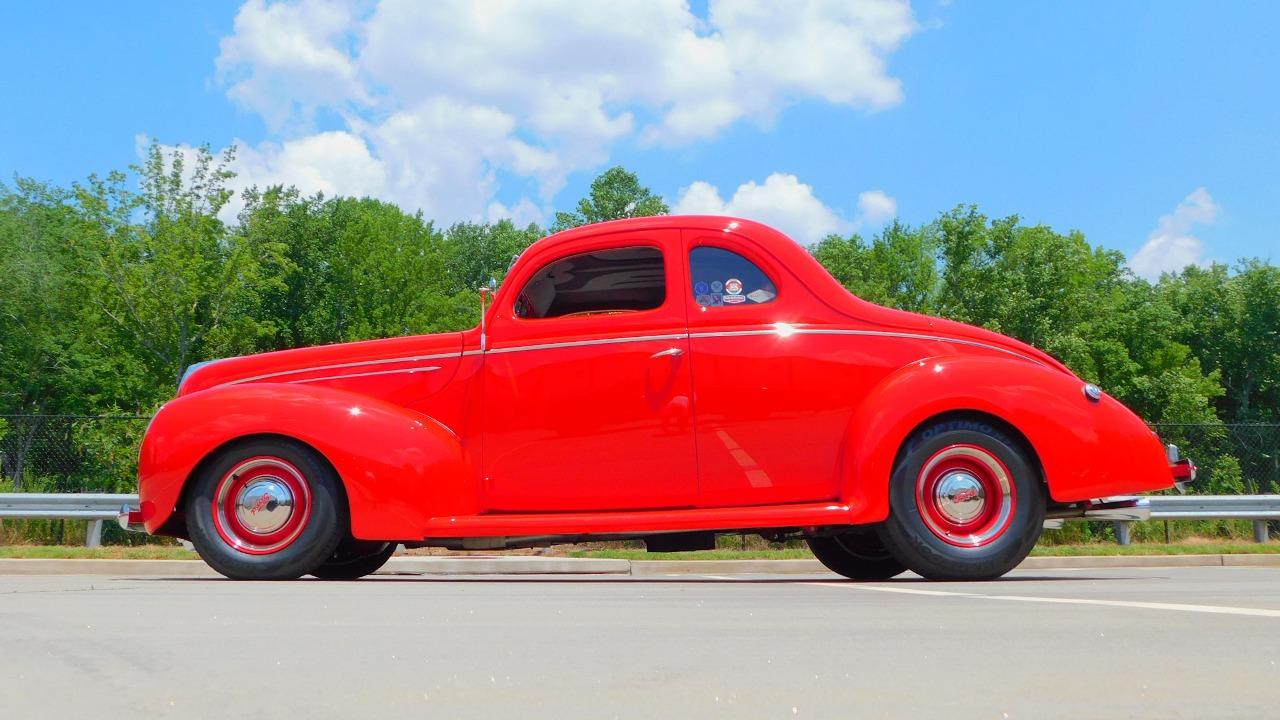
136, 216, 1180, 549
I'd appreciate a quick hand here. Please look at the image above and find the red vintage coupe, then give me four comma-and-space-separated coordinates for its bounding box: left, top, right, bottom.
124, 216, 1193, 581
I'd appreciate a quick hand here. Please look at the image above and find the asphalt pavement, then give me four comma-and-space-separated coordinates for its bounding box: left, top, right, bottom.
2, 566, 1278, 719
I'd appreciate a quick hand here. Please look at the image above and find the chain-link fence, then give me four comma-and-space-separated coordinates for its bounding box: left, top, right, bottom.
1, 415, 1277, 495
1153, 423, 1280, 495
0, 415, 149, 494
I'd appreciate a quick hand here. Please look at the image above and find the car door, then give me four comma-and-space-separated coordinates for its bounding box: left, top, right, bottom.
480, 230, 697, 512
684, 231, 846, 507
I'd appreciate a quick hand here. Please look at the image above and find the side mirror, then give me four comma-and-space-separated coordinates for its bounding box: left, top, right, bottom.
488, 277, 498, 292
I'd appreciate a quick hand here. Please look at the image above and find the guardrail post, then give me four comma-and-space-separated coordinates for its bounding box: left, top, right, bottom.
1114, 521, 1132, 546
85, 519, 104, 549
1254, 520, 1270, 544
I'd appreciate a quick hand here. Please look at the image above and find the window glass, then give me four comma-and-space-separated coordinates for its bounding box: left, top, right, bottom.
514, 246, 665, 319
689, 246, 777, 307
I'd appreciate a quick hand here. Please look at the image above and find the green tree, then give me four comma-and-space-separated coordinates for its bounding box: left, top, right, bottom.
1160, 261, 1280, 422
71, 144, 270, 396
441, 219, 542, 294
552, 166, 668, 231
238, 188, 477, 348
811, 221, 937, 312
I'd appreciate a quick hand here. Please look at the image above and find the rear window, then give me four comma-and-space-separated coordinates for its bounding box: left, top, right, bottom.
689, 246, 777, 307
514, 246, 666, 319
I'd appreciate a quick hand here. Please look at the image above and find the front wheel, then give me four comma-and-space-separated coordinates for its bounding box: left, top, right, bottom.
186, 438, 346, 580
807, 527, 907, 580
876, 420, 1045, 581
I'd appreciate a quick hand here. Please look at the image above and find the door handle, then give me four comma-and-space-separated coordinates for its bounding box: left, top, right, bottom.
650, 347, 684, 359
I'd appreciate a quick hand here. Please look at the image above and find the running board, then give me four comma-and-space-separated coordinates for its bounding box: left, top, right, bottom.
421, 501, 855, 538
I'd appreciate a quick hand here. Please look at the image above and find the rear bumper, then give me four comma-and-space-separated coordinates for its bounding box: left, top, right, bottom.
1046, 496, 1150, 521
1166, 443, 1197, 493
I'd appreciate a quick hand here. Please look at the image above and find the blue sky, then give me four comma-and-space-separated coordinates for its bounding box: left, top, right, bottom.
1, 1, 1276, 277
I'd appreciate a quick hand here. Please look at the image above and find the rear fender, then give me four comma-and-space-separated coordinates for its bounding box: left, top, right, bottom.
138, 384, 476, 540
842, 356, 1171, 523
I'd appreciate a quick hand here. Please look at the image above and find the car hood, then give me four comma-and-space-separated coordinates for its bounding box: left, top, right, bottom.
178, 331, 465, 396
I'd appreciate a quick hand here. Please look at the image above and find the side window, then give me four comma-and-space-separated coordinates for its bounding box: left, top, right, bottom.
689, 246, 777, 307
513, 246, 666, 319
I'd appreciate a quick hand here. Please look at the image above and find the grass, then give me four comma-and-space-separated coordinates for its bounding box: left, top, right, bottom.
1029, 542, 1280, 556
0, 545, 197, 560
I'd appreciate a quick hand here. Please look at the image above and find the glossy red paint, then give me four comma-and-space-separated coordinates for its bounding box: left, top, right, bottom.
137, 215, 1180, 543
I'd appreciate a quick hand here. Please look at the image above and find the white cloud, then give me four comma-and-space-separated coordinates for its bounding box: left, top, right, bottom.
216, 0, 367, 132
204, 0, 918, 223
486, 198, 547, 229
856, 190, 897, 226
1129, 188, 1220, 279
671, 173, 897, 244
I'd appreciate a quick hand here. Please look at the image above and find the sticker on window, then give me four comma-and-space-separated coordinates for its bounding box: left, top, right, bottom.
725, 278, 743, 295
746, 289, 775, 303
723, 294, 746, 304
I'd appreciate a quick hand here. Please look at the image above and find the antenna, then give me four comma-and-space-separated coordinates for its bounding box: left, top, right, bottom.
479, 278, 497, 352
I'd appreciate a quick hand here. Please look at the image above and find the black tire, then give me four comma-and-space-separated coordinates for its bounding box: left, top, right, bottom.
186, 437, 346, 580
807, 527, 907, 580
876, 418, 1045, 581
310, 540, 397, 580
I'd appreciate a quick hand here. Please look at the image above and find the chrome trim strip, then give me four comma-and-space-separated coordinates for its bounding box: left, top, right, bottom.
226, 327, 1037, 382
228, 352, 462, 384
689, 328, 1039, 364
288, 366, 442, 384
486, 333, 688, 355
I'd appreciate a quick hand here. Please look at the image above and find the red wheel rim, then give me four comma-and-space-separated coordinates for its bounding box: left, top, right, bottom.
915, 444, 1016, 548
211, 456, 312, 555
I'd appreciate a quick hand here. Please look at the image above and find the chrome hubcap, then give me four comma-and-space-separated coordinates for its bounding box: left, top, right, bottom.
212, 456, 312, 555
233, 478, 295, 535
916, 444, 1017, 548
934, 471, 986, 525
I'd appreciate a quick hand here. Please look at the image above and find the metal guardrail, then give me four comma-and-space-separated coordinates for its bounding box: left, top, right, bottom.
1113, 494, 1280, 545
0, 492, 1276, 547
1146, 494, 1280, 520
0, 493, 139, 547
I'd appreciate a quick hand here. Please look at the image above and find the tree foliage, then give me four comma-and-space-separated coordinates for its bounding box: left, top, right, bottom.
551, 166, 668, 231
0, 149, 1276, 496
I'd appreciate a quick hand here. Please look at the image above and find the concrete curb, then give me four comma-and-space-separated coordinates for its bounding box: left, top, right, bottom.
2, 553, 1279, 577
0, 559, 221, 576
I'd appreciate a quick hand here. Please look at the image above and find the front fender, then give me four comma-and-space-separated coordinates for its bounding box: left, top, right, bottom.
138, 383, 476, 540
842, 356, 1172, 523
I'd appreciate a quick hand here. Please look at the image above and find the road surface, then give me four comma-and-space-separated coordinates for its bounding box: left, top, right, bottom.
2, 566, 1278, 718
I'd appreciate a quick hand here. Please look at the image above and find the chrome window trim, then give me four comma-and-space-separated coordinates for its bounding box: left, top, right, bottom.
486, 333, 688, 355
288, 366, 442, 384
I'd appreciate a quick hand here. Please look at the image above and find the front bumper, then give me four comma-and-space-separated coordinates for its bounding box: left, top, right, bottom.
117, 505, 146, 533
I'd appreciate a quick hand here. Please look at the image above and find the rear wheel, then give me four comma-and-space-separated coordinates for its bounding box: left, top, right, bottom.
876, 419, 1045, 581
310, 540, 397, 580
186, 438, 345, 580
806, 527, 906, 580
